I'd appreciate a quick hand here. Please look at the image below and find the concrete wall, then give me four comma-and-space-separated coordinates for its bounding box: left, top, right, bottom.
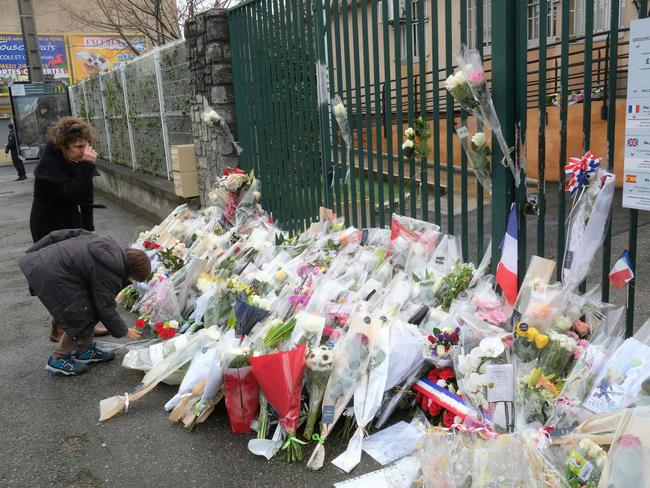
184, 9, 239, 206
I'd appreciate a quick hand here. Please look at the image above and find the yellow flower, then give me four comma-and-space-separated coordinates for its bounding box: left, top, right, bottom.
527, 326, 539, 340
534, 334, 549, 349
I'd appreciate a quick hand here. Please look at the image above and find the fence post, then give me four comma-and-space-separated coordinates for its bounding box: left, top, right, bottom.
81, 81, 89, 124
121, 65, 138, 170
98, 74, 113, 164
490, 0, 516, 272
154, 48, 172, 180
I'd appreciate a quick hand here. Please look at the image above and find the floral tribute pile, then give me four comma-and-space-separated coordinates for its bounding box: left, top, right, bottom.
103, 163, 650, 486
100, 137, 650, 487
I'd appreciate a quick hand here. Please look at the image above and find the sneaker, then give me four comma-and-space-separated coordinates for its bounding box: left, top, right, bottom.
15, 175, 27, 181
46, 354, 88, 376
75, 342, 114, 364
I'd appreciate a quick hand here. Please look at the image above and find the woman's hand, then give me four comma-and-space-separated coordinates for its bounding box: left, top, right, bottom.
82, 145, 97, 162
126, 328, 142, 340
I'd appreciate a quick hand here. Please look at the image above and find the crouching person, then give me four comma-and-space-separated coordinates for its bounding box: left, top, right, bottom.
18, 229, 151, 376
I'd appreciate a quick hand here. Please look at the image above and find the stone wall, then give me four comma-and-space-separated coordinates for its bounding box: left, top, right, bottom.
185, 9, 239, 206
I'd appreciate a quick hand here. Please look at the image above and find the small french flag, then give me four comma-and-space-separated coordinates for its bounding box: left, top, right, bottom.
609, 249, 634, 289
628, 104, 641, 113
496, 203, 518, 304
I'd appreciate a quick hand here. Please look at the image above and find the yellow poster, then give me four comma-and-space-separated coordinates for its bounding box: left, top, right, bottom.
68, 34, 145, 81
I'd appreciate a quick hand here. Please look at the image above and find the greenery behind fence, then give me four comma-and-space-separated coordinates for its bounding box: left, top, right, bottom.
69, 41, 193, 178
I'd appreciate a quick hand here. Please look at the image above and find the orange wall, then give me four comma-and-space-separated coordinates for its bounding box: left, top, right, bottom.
351, 99, 628, 188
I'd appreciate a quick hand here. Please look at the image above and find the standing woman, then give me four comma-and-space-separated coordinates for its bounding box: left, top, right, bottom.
30, 116, 108, 339
30, 116, 99, 241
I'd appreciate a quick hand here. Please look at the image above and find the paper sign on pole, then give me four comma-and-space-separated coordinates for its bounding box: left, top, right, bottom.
623, 18, 650, 211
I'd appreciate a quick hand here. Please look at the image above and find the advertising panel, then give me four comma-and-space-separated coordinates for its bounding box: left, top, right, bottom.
68, 34, 144, 80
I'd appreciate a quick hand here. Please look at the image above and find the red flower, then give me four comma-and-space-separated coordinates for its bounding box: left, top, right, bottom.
427, 369, 440, 382
437, 368, 455, 381
443, 410, 456, 428
134, 319, 147, 329
223, 167, 248, 176
450, 332, 459, 342
428, 401, 442, 417
143, 240, 161, 250
427, 335, 435, 343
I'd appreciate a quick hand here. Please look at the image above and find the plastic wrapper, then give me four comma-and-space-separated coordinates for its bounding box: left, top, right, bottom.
223, 365, 259, 433
599, 406, 650, 488
455, 45, 519, 186
416, 430, 471, 488
164, 345, 218, 411
138, 276, 181, 324
455, 313, 513, 431
333, 323, 390, 472
581, 319, 650, 415
471, 435, 546, 487
387, 214, 440, 269
250, 345, 306, 461
469, 276, 511, 328
307, 308, 381, 470
122, 333, 193, 385
562, 169, 616, 290
304, 346, 335, 439
455, 125, 492, 193
99, 328, 221, 421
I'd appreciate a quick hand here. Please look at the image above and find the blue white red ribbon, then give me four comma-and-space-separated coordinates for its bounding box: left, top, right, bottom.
565, 151, 600, 195
412, 377, 470, 420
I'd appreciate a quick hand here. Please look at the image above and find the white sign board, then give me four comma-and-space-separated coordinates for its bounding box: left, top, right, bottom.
623, 18, 650, 210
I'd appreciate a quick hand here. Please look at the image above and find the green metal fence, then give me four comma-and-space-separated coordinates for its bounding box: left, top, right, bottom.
229, 0, 648, 335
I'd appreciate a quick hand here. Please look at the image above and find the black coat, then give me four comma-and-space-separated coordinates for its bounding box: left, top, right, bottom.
18, 229, 130, 340
5, 128, 19, 161
29, 142, 98, 243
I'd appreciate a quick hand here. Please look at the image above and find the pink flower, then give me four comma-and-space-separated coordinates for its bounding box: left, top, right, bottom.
468, 69, 485, 85
573, 319, 590, 337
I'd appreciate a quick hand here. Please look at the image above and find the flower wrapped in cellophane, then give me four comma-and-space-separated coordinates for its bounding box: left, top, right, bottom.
250, 345, 307, 461
303, 345, 335, 440
562, 166, 616, 291
307, 308, 381, 470
333, 318, 390, 472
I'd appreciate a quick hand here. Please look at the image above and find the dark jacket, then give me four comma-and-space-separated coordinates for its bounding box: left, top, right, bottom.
18, 229, 130, 339
29, 142, 98, 243
5, 128, 19, 160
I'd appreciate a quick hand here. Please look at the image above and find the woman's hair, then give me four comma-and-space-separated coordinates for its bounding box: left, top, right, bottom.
125, 248, 151, 282
47, 116, 93, 150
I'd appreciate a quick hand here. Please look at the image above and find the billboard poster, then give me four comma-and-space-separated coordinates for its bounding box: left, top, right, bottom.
68, 34, 145, 80
0, 33, 70, 95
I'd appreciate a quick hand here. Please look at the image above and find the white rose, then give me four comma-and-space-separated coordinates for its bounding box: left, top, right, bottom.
436, 345, 446, 356
404, 127, 415, 139
471, 132, 487, 148
333, 103, 347, 119
402, 139, 415, 150
478, 336, 505, 358
454, 70, 467, 84
299, 313, 325, 335
168, 320, 179, 330
444, 74, 458, 90
225, 173, 249, 192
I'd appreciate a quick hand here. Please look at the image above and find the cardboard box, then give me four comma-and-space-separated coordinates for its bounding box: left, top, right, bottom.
170, 144, 197, 173
173, 170, 199, 198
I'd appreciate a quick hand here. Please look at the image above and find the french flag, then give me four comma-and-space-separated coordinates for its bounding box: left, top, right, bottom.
609, 249, 634, 289
496, 203, 518, 304
628, 104, 640, 113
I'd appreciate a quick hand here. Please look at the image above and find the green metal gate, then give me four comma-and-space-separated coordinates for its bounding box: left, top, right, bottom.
229, 0, 648, 335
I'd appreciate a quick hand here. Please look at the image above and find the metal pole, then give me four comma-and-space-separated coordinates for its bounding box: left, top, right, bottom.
98, 74, 113, 163
17, 0, 43, 82
121, 66, 138, 170
154, 48, 172, 180
490, 0, 516, 272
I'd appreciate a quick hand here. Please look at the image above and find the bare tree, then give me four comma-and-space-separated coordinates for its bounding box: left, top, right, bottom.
58, 0, 235, 54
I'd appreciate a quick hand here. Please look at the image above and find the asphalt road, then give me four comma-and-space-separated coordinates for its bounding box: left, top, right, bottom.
0, 163, 378, 488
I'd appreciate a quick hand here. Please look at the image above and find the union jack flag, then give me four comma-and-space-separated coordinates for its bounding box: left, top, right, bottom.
627, 138, 639, 147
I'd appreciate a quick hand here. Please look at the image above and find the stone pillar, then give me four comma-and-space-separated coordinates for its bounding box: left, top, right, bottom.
185, 9, 239, 206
